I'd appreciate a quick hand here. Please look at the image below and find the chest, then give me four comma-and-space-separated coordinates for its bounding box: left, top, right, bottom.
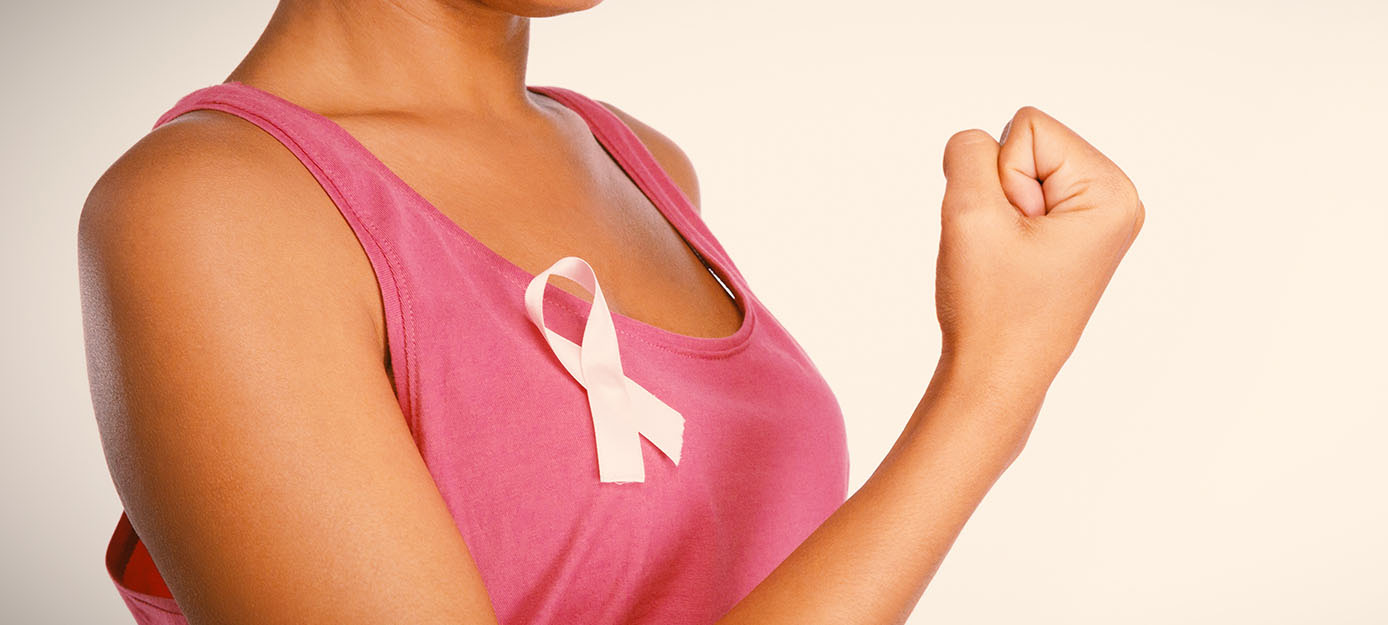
333, 110, 744, 342
403, 270, 851, 621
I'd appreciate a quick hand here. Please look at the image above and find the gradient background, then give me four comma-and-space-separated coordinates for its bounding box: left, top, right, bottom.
3, 0, 1385, 622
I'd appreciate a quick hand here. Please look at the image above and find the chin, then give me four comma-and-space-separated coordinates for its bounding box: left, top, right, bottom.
468, 0, 605, 17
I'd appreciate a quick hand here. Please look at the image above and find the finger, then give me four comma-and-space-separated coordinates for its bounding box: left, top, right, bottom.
998, 106, 1127, 218
997, 115, 1045, 217
941, 128, 1009, 218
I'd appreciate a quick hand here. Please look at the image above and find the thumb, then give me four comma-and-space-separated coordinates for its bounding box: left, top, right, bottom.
940, 129, 1009, 218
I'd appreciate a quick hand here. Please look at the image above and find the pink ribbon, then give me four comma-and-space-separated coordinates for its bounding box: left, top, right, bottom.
524, 256, 685, 483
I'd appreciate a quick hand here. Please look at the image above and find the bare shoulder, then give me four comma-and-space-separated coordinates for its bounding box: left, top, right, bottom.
78, 110, 387, 354
77, 110, 496, 622
596, 99, 702, 214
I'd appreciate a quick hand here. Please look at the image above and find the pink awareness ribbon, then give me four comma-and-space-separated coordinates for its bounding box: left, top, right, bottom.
523, 256, 685, 483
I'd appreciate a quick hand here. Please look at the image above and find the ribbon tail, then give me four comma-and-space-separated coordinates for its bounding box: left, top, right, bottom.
529, 330, 647, 483
625, 377, 684, 466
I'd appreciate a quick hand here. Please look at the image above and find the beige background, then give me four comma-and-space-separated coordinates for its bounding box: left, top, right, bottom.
3, 0, 1385, 622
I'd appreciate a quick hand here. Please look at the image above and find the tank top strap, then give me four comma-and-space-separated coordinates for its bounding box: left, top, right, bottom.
524, 86, 754, 293
152, 81, 419, 428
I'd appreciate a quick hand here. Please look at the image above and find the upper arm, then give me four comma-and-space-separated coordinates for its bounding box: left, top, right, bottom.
596, 100, 702, 214
78, 113, 498, 625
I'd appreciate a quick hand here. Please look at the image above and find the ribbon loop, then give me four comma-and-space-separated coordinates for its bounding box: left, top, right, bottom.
524, 256, 685, 483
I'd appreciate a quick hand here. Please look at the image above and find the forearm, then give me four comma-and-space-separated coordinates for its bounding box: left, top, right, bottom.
715, 357, 1046, 625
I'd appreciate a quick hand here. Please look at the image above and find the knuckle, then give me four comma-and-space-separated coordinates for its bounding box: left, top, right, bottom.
1117, 175, 1143, 219
1104, 179, 1145, 236
1100, 175, 1132, 202
1095, 171, 1142, 217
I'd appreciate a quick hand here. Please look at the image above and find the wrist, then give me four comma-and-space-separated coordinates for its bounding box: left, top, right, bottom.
933, 348, 1054, 410
908, 352, 1051, 461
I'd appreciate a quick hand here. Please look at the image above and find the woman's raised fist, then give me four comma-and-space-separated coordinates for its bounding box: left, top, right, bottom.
935, 106, 1145, 400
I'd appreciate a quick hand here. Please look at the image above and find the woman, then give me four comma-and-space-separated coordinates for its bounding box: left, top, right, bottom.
78, 0, 1144, 623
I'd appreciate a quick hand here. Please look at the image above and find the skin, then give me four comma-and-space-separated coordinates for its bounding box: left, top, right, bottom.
78, 1, 1144, 624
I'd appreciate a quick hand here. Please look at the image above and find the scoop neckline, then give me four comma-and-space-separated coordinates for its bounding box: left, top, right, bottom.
216, 80, 758, 357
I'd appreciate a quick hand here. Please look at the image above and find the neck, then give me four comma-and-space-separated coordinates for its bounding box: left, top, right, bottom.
228, 0, 537, 116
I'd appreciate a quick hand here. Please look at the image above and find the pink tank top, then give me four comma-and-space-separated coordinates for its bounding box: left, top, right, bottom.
103, 81, 850, 624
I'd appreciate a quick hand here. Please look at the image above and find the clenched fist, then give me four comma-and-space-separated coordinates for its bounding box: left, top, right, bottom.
935, 106, 1144, 401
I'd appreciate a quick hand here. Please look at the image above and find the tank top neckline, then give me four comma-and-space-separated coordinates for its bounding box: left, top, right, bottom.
185, 80, 760, 356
